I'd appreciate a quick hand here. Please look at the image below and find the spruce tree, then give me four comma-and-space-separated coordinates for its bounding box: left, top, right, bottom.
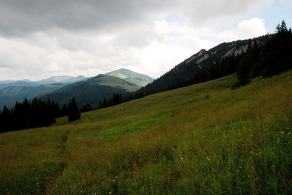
0, 109, 2, 131
0, 106, 11, 132
102, 98, 108, 108
236, 55, 251, 86
68, 98, 80, 122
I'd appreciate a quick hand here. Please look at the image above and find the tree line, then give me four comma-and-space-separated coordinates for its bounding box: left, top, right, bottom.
0, 97, 80, 133
98, 93, 131, 108
0, 91, 129, 133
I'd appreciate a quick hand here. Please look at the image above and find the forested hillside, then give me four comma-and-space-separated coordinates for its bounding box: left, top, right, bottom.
138, 21, 292, 96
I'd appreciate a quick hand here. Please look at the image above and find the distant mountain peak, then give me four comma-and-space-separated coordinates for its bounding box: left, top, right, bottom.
116, 68, 131, 71
106, 68, 153, 87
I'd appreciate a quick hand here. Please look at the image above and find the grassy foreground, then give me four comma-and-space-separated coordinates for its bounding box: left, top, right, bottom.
0, 71, 291, 194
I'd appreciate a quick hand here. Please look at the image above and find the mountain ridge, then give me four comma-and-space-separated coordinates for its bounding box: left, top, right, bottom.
137, 35, 269, 95
36, 75, 87, 85
0, 69, 153, 108
39, 69, 154, 107
0, 75, 87, 89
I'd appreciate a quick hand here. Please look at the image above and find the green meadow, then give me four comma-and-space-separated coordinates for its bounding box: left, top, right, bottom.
0, 71, 291, 194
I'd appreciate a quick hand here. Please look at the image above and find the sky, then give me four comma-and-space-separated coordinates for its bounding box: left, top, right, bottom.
0, 0, 291, 80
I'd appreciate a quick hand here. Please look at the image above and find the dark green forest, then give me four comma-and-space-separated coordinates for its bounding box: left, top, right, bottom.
0, 98, 60, 132
0, 97, 81, 132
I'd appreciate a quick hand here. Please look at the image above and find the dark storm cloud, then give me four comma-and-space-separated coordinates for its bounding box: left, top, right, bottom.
0, 0, 168, 35
0, 0, 265, 36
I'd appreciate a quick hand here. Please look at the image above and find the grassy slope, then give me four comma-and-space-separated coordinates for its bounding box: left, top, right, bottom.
0, 71, 291, 194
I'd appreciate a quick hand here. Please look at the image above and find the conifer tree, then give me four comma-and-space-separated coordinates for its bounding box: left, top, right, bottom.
0, 106, 11, 132
68, 98, 80, 122
236, 54, 251, 86
102, 98, 108, 108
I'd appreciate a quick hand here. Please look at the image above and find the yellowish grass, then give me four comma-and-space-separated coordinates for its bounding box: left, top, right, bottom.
0, 71, 291, 194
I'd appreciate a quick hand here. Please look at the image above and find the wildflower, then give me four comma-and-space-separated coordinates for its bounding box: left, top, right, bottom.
180, 157, 183, 160
109, 192, 112, 194
206, 156, 210, 161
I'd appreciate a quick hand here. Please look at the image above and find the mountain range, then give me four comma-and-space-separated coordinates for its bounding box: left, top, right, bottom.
0, 36, 266, 109
41, 36, 265, 108
0, 34, 283, 109
0, 75, 87, 89
0, 69, 153, 108
36, 75, 87, 85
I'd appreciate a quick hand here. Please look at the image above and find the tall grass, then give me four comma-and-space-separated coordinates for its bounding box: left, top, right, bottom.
0, 71, 291, 194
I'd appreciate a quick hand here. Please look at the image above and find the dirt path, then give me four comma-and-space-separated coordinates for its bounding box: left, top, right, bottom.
45, 129, 70, 195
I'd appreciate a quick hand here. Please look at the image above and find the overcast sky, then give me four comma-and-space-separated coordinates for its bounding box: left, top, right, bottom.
0, 0, 291, 80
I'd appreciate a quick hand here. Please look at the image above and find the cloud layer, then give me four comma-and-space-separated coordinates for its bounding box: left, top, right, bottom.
0, 0, 271, 80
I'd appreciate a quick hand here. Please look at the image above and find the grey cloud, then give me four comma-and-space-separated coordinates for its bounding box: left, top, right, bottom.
0, 64, 10, 68
0, 0, 270, 80
0, 0, 167, 36
181, 0, 264, 18
0, 0, 266, 36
